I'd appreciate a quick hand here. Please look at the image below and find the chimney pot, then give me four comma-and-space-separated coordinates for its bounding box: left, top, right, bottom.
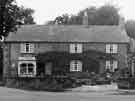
83, 11, 88, 25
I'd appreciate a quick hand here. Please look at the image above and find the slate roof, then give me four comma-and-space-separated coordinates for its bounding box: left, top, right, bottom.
6, 25, 129, 43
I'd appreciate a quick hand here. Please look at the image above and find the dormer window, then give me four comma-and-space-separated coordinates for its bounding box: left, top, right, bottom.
20, 43, 34, 53
70, 44, 82, 53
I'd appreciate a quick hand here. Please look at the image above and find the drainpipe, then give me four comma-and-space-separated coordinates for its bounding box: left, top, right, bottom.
0, 36, 5, 81
131, 59, 135, 76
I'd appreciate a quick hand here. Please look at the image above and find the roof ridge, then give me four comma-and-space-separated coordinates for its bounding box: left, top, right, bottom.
20, 24, 119, 27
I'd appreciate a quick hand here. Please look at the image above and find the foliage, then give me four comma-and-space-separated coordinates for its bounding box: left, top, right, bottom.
0, 0, 35, 38
0, 0, 19, 37
125, 20, 135, 38
18, 6, 36, 25
93, 5, 119, 25
47, 4, 120, 25
36, 50, 115, 75
6, 77, 78, 91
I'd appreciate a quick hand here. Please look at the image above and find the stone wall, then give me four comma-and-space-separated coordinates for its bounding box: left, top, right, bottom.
3, 42, 129, 77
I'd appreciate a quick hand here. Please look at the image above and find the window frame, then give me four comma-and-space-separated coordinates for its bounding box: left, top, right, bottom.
70, 43, 82, 53
106, 44, 118, 54
20, 43, 34, 53
70, 60, 82, 72
18, 61, 36, 77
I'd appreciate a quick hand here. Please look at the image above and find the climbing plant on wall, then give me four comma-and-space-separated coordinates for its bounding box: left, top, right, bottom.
36, 50, 115, 75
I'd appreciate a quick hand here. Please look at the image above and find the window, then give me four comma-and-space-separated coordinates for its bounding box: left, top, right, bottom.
18, 61, 36, 77
20, 43, 34, 53
26, 43, 30, 52
106, 44, 118, 53
70, 60, 82, 72
70, 44, 82, 53
106, 60, 118, 72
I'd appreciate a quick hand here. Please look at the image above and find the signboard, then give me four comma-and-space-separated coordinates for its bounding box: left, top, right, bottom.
18, 56, 36, 60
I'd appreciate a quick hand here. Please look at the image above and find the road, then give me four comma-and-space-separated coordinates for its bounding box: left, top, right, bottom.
0, 87, 135, 101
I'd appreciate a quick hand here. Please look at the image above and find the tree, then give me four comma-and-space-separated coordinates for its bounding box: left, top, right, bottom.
94, 5, 120, 25
18, 7, 35, 25
68, 15, 82, 25
125, 20, 135, 38
47, 4, 120, 25
0, 0, 35, 38
0, 0, 20, 37
54, 16, 64, 24
53, 14, 69, 25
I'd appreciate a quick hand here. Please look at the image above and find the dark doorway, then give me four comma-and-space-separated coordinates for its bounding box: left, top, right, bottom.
36, 62, 45, 76
83, 59, 99, 73
37, 62, 53, 76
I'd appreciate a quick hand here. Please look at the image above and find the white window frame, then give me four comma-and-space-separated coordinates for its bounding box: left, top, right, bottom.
18, 60, 36, 77
70, 44, 82, 53
106, 44, 118, 53
70, 60, 82, 72
106, 60, 118, 72
20, 43, 34, 53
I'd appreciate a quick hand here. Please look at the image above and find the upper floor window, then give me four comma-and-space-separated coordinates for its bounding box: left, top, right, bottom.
106, 44, 118, 53
70, 44, 82, 53
106, 60, 118, 72
20, 43, 34, 53
70, 60, 82, 72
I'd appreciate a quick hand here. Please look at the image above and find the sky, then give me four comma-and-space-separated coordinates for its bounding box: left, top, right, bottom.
17, 0, 135, 25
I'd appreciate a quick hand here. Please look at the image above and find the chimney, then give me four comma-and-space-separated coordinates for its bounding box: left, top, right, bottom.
119, 17, 125, 29
83, 11, 88, 25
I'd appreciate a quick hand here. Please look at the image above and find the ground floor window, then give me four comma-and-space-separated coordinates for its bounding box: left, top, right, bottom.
18, 61, 36, 77
70, 60, 82, 72
106, 60, 118, 72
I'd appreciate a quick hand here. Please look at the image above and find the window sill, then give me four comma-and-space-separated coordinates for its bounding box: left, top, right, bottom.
18, 75, 36, 77
20, 52, 34, 54
70, 52, 83, 54
70, 71, 82, 72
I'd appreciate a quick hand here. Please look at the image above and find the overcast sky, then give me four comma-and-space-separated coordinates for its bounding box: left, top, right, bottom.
17, 0, 135, 25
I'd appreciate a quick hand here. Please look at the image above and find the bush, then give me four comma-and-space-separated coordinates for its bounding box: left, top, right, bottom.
5, 76, 79, 92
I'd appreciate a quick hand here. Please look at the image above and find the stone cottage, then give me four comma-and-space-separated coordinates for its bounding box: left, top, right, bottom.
2, 22, 129, 79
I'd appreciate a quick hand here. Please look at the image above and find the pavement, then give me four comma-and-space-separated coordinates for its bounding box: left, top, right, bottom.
70, 83, 118, 92
0, 85, 135, 101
